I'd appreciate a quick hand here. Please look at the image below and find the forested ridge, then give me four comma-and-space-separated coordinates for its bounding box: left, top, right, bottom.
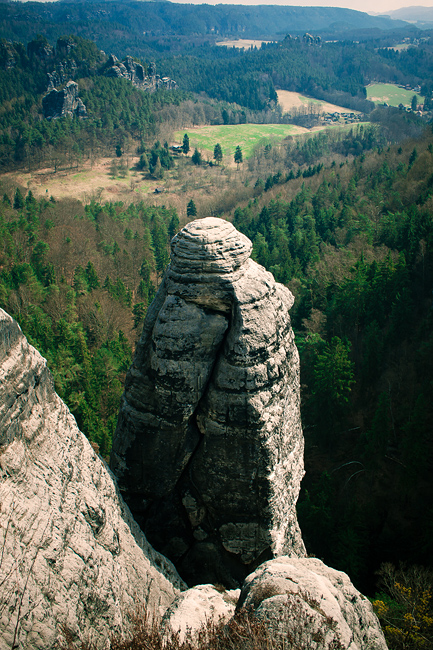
0, 1, 407, 51
0, 35, 188, 171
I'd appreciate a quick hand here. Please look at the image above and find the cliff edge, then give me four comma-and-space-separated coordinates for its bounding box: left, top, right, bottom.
0, 309, 183, 650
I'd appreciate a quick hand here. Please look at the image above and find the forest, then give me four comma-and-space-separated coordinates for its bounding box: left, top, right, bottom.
1, 13, 433, 648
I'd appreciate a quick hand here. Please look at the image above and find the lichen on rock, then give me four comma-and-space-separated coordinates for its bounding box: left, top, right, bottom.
111, 217, 306, 587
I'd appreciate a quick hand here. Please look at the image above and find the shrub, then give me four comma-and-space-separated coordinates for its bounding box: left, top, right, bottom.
373, 563, 433, 650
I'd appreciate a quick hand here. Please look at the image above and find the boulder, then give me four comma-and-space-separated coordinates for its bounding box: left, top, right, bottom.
237, 557, 388, 650
42, 80, 87, 120
162, 585, 239, 642
0, 309, 184, 650
111, 218, 306, 587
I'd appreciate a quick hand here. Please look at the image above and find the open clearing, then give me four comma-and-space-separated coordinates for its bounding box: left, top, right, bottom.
6, 122, 367, 208
277, 90, 360, 115
2, 156, 157, 204
215, 39, 273, 49
366, 83, 422, 106
175, 123, 310, 160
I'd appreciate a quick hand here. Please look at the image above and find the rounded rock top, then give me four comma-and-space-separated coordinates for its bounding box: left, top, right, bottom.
170, 218, 252, 274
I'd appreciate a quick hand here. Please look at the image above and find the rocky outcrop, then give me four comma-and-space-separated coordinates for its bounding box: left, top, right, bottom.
237, 557, 388, 650
163, 584, 239, 642
42, 80, 87, 120
47, 60, 78, 92
0, 309, 184, 650
103, 54, 177, 91
111, 217, 306, 587
0, 40, 21, 70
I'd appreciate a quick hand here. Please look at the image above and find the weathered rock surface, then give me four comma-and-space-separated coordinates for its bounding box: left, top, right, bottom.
47, 59, 78, 92
103, 54, 177, 91
237, 557, 388, 650
111, 217, 306, 587
0, 309, 184, 650
42, 80, 87, 120
162, 585, 239, 642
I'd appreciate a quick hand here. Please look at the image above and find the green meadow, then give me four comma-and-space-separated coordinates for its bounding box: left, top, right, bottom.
366, 83, 423, 107
174, 124, 306, 160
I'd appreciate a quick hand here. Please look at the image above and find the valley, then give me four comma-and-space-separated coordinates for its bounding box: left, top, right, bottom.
1, 5, 433, 648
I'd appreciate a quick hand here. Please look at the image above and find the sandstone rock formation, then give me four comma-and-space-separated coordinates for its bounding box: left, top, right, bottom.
42, 80, 87, 120
237, 557, 388, 650
162, 584, 239, 642
0, 309, 184, 650
103, 54, 177, 91
47, 60, 78, 92
111, 217, 306, 587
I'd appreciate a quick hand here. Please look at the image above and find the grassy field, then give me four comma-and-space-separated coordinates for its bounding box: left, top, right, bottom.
366, 83, 423, 107
175, 124, 309, 161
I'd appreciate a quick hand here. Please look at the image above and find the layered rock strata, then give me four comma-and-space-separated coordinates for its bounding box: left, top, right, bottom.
111, 217, 306, 587
0, 309, 183, 650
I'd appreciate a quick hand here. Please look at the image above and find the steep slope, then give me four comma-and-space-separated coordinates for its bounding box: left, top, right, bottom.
111, 218, 305, 587
0, 309, 183, 650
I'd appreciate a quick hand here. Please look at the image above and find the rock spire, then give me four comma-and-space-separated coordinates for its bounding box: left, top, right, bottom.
111, 217, 306, 587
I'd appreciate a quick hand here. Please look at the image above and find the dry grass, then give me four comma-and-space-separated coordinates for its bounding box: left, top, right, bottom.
2, 156, 157, 205
58, 602, 346, 650
276, 91, 361, 115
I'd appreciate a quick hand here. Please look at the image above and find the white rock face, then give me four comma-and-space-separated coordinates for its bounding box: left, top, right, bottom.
237, 557, 388, 650
162, 584, 240, 642
0, 309, 184, 650
111, 217, 306, 587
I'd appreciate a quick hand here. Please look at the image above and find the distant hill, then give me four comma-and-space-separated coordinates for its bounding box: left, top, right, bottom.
0, 1, 410, 51
381, 5, 433, 28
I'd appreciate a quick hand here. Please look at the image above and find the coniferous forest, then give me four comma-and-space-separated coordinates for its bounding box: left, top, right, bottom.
1, 3, 433, 646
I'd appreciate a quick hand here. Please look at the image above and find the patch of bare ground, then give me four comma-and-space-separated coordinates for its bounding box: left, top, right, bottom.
215, 39, 274, 49
2, 156, 162, 205
277, 90, 360, 115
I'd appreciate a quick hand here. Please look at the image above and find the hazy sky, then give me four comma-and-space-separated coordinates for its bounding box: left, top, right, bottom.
169, 0, 433, 15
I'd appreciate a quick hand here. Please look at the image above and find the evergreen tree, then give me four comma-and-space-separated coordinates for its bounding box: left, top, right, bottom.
85, 261, 100, 290
213, 143, 223, 165
234, 145, 243, 168
182, 133, 190, 155
191, 148, 202, 165
138, 152, 149, 170
152, 156, 163, 179
187, 199, 197, 218
13, 188, 24, 210
411, 94, 418, 111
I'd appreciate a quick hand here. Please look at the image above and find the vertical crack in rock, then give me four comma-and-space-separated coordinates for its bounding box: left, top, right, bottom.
111, 218, 306, 587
